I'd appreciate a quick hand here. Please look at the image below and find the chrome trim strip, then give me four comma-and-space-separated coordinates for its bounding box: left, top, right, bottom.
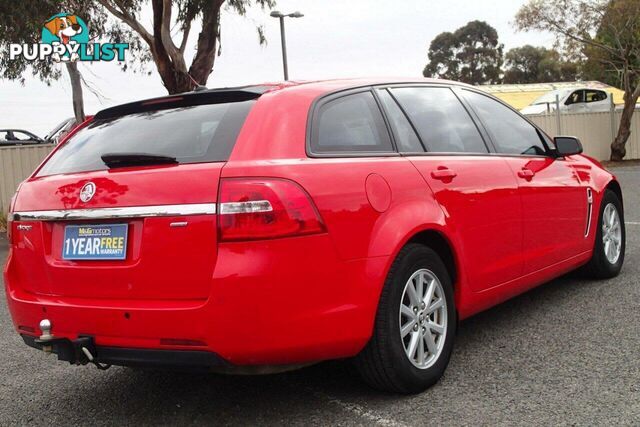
585, 188, 593, 237
219, 200, 273, 215
11, 203, 217, 221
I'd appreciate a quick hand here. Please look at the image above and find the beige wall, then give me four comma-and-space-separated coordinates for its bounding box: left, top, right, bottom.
529, 111, 640, 161
0, 144, 54, 213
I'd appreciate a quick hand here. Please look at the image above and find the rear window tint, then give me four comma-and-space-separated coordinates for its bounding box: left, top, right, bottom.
37, 100, 255, 177
311, 91, 393, 154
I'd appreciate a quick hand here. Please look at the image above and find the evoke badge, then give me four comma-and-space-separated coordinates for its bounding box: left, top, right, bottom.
79, 182, 96, 203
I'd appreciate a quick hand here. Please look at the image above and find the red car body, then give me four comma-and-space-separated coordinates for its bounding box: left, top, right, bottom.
4, 79, 622, 370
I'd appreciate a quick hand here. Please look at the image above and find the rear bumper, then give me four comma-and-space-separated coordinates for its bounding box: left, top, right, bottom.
5, 235, 390, 366
21, 334, 227, 369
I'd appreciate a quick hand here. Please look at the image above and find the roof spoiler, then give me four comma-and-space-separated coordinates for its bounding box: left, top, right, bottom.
94, 85, 271, 120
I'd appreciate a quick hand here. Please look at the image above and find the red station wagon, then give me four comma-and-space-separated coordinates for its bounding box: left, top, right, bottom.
4, 79, 625, 393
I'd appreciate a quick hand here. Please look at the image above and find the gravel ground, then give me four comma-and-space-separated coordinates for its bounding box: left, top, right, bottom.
0, 164, 638, 426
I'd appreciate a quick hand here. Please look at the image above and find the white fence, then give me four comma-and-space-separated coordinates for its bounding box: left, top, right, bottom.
529, 111, 640, 161
0, 144, 54, 213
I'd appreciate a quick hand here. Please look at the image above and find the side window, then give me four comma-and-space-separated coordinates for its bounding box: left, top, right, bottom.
463, 90, 548, 156
13, 131, 33, 141
390, 87, 487, 153
585, 90, 607, 103
565, 90, 584, 105
376, 89, 424, 153
312, 91, 393, 154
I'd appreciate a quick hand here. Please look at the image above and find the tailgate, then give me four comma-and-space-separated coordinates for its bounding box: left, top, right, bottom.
10, 163, 221, 301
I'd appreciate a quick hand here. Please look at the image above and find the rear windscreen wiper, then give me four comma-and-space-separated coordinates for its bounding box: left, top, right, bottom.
101, 153, 178, 169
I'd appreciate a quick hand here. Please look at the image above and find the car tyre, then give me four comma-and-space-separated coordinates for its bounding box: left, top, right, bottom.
581, 189, 625, 279
355, 243, 456, 394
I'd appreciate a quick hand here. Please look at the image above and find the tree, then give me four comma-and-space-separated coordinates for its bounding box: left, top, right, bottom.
503, 45, 579, 84
0, 1, 275, 125
515, 0, 640, 161
96, 0, 275, 94
0, 1, 104, 122
424, 20, 503, 85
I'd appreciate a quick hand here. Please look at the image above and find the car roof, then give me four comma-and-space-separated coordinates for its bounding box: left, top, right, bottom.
190, 77, 471, 94
94, 78, 474, 119
209, 77, 475, 99
0, 129, 35, 133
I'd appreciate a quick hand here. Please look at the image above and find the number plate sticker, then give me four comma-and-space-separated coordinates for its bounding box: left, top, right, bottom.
63, 224, 128, 260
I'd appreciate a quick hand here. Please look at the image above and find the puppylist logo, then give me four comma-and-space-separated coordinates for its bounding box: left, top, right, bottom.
9, 13, 128, 63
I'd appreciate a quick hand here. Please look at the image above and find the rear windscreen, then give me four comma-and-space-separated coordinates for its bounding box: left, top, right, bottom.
37, 100, 255, 176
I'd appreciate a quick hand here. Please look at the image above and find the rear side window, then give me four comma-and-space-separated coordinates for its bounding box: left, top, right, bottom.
376, 89, 425, 153
462, 90, 548, 156
390, 87, 488, 154
311, 91, 393, 154
37, 100, 255, 176
585, 90, 607, 103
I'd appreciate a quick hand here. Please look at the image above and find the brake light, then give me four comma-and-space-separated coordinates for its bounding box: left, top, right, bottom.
218, 178, 325, 241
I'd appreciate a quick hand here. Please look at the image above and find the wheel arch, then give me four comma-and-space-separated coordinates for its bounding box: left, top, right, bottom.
605, 179, 623, 213
405, 229, 459, 290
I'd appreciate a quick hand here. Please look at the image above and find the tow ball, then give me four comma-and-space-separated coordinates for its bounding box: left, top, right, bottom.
34, 319, 111, 370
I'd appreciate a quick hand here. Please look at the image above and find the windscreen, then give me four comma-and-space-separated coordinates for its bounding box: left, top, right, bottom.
37, 100, 255, 177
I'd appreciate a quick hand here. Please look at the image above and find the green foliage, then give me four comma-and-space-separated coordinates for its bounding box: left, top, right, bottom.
0, 1, 60, 84
423, 20, 503, 85
516, 0, 640, 160
503, 45, 579, 84
0, 0, 147, 83
515, 0, 640, 91
0, 0, 276, 92
582, 0, 640, 90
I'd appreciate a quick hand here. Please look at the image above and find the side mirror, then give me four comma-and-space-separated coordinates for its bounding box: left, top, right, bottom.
554, 136, 583, 156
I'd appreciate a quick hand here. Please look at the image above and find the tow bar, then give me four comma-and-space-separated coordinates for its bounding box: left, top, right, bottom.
33, 319, 111, 370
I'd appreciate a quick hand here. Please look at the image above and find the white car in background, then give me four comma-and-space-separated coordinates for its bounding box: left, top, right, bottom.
521, 88, 612, 115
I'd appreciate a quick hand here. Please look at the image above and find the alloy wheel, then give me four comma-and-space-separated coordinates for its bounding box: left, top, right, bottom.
602, 203, 622, 264
399, 269, 448, 369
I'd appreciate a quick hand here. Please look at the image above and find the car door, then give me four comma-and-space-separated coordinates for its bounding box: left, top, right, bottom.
584, 89, 610, 112
461, 89, 588, 274
379, 86, 523, 292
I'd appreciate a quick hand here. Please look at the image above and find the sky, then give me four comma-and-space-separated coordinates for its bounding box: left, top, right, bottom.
0, 0, 553, 136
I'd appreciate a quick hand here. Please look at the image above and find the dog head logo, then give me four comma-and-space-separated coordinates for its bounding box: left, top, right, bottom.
41, 13, 89, 62
44, 15, 84, 44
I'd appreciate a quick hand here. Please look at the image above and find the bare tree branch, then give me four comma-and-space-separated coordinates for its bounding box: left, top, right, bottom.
179, 20, 192, 54
96, 0, 153, 46
159, 0, 187, 71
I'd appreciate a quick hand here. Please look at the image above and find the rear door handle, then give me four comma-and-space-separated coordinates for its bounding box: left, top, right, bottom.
430, 167, 457, 182
517, 168, 535, 180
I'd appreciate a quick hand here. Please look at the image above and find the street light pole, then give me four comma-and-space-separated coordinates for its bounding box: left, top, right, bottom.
270, 11, 304, 81
277, 15, 288, 80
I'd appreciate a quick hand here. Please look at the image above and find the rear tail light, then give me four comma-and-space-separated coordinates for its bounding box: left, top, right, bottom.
6, 212, 12, 244
218, 178, 325, 241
